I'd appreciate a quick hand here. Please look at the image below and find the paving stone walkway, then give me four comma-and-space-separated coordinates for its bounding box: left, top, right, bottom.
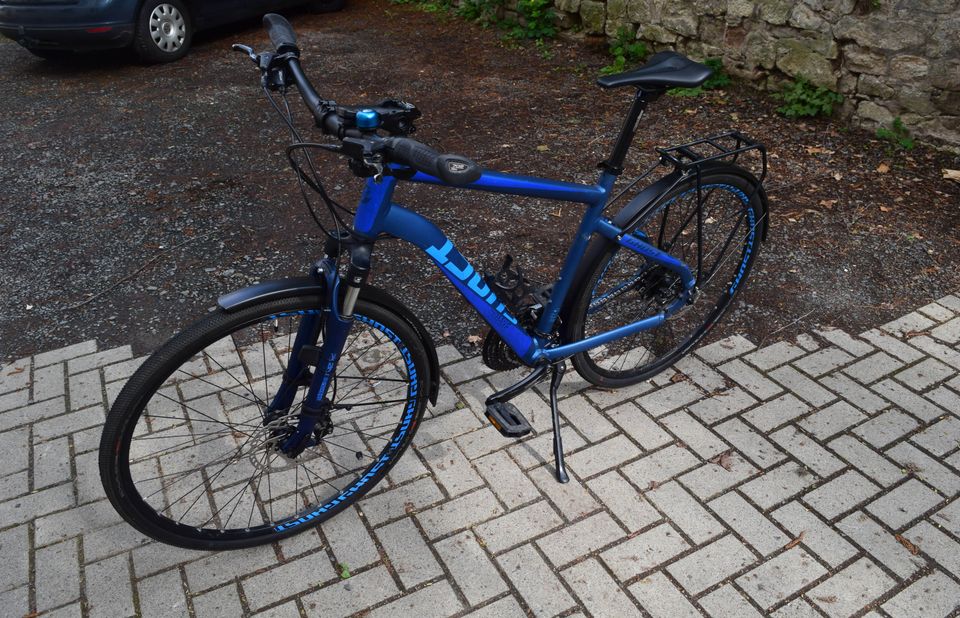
2, 294, 960, 618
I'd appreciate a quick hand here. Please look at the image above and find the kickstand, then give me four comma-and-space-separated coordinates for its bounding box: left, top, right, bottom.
549, 362, 569, 483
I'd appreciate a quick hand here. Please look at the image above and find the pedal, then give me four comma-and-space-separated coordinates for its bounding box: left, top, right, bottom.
484, 402, 532, 438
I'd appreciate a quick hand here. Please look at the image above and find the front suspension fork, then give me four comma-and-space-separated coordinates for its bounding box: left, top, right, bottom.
274, 242, 372, 454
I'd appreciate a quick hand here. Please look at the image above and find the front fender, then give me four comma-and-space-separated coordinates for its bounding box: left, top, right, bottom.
218, 277, 441, 405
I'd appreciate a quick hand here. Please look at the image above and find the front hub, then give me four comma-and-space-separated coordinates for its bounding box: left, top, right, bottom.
276, 399, 333, 458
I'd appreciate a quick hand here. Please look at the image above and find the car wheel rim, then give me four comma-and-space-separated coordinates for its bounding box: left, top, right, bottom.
149, 4, 186, 53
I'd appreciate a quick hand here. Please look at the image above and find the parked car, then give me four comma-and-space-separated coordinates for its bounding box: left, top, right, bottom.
0, 0, 344, 63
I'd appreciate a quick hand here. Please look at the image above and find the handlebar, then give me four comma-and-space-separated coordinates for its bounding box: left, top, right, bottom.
259, 13, 481, 186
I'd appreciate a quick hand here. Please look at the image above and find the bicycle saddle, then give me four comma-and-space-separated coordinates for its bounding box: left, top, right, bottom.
596, 51, 712, 90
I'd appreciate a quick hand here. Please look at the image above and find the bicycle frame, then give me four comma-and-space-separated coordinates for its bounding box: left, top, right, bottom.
361, 166, 695, 365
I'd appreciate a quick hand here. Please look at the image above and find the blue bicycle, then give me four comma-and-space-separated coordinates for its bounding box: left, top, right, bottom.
99, 14, 769, 549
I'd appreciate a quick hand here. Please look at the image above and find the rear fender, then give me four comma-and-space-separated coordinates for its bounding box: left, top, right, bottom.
218, 277, 441, 405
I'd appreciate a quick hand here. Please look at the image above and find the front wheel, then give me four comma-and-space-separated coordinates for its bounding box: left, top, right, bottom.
564, 164, 766, 388
133, 0, 192, 63
99, 295, 429, 549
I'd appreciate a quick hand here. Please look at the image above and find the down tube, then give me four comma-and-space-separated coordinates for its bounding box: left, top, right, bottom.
379, 205, 540, 364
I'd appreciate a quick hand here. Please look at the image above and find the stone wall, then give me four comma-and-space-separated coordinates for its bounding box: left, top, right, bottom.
551, 0, 960, 147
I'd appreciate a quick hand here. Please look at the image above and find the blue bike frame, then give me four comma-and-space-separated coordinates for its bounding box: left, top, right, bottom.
362, 167, 694, 365
273, 166, 696, 446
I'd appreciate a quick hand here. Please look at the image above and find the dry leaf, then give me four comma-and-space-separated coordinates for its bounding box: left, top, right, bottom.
833, 172, 842, 181
708, 449, 735, 471
816, 595, 839, 604
669, 373, 688, 384
876, 162, 891, 174
902, 330, 926, 338
943, 168, 960, 183
6, 366, 25, 376
895, 534, 920, 555
466, 334, 482, 345
646, 480, 660, 491
879, 205, 892, 212
819, 199, 837, 209
805, 146, 834, 155
536, 144, 550, 152
784, 530, 806, 549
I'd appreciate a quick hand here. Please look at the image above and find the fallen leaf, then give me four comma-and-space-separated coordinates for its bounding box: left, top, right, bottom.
879, 205, 892, 213
816, 595, 838, 604
784, 530, 806, 549
943, 168, 960, 183
549, 207, 563, 218
876, 162, 891, 174
902, 330, 926, 339
805, 146, 834, 155
466, 334, 482, 345
646, 480, 660, 491
895, 534, 920, 555
536, 144, 550, 152
338, 562, 352, 579
6, 366, 25, 376
669, 373, 688, 384
819, 199, 837, 209
708, 449, 735, 471
833, 172, 842, 181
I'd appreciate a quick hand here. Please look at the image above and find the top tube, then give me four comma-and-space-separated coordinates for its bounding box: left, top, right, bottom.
408, 169, 608, 205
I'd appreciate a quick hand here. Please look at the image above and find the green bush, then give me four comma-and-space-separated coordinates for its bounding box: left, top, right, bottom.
776, 77, 844, 118
600, 28, 648, 75
457, 0, 501, 25
876, 117, 915, 150
506, 0, 556, 40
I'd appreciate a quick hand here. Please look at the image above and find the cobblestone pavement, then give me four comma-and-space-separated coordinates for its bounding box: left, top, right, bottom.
2, 293, 960, 618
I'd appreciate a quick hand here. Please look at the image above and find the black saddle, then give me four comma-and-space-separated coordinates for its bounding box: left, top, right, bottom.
597, 51, 712, 90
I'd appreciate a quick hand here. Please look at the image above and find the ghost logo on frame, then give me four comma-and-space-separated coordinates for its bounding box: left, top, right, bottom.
426, 239, 518, 325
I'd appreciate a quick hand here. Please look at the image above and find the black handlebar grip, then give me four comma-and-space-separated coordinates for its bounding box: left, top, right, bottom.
384, 138, 481, 186
263, 13, 299, 55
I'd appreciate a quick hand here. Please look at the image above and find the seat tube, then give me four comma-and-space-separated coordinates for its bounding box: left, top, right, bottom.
600, 89, 650, 176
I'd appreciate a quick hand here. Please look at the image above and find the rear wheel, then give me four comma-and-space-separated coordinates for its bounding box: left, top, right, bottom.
133, 0, 192, 63
99, 295, 429, 549
565, 165, 765, 388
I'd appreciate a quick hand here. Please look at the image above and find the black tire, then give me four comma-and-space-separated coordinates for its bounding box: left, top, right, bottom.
99, 295, 429, 550
307, 0, 347, 13
133, 0, 192, 63
564, 164, 765, 388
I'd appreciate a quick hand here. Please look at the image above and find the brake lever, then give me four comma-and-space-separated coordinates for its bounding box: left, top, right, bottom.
231, 43, 258, 64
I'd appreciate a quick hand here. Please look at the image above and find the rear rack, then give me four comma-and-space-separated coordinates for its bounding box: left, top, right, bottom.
656, 131, 767, 185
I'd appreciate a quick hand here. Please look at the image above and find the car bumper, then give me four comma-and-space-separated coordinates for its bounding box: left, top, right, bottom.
0, 1, 135, 50
0, 20, 133, 49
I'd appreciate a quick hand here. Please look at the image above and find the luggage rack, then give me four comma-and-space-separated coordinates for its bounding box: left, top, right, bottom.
657, 131, 767, 186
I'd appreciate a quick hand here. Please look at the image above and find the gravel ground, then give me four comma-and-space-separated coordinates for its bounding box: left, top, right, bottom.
2, 0, 959, 363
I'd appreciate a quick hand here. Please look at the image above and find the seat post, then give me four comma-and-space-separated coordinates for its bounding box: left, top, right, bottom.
600, 87, 661, 176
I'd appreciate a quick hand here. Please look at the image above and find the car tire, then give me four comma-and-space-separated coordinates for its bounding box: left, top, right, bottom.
133, 0, 192, 63
307, 0, 347, 13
